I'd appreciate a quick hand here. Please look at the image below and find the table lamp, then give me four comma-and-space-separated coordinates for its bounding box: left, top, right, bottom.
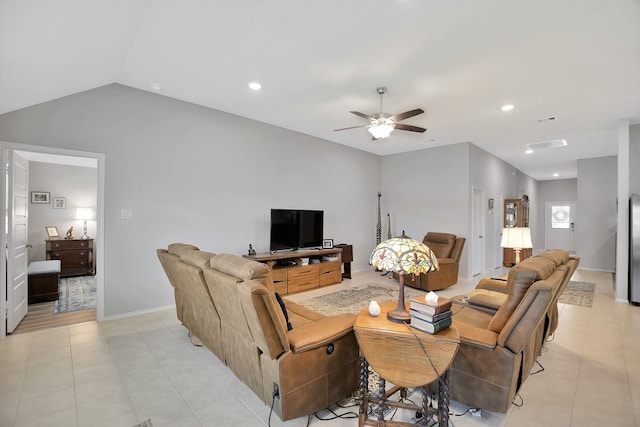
370, 236, 439, 323
76, 208, 94, 239
501, 227, 532, 264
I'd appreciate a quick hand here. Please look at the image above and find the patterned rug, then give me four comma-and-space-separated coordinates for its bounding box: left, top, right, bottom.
299, 282, 426, 316
53, 276, 96, 313
558, 281, 595, 307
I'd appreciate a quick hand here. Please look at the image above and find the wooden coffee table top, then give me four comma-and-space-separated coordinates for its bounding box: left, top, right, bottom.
354, 301, 460, 388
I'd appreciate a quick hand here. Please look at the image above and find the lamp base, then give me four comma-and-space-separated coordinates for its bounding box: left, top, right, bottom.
387, 271, 410, 323
387, 309, 411, 323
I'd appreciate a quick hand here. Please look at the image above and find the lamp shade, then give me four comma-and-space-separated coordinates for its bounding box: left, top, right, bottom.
370, 236, 439, 275
501, 227, 532, 249
76, 208, 94, 220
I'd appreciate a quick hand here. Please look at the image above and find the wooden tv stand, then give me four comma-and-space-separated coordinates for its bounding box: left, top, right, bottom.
244, 248, 343, 295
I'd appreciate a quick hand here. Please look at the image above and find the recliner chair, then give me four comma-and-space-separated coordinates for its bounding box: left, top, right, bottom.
394, 232, 465, 291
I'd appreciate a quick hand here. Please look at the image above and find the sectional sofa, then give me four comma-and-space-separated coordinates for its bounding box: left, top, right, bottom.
157, 243, 360, 421
445, 249, 580, 412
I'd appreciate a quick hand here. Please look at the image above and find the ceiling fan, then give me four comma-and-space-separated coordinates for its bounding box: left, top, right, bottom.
334, 87, 427, 140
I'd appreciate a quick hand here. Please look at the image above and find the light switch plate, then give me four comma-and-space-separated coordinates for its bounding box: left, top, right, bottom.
121, 209, 133, 220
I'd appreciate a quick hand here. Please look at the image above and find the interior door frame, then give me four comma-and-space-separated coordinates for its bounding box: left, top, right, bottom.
471, 186, 486, 276
1, 141, 105, 337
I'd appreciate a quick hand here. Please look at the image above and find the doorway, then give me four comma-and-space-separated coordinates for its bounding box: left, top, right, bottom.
545, 201, 576, 253
1, 142, 105, 336
472, 187, 486, 276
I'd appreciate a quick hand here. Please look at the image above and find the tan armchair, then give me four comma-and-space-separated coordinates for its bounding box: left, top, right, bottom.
394, 232, 465, 291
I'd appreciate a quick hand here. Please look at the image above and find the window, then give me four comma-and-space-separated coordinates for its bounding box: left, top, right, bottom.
552, 205, 570, 229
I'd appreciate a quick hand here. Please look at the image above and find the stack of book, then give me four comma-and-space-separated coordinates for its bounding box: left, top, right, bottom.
409, 296, 453, 334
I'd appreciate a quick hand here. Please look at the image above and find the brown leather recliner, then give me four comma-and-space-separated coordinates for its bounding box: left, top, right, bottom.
394, 232, 465, 291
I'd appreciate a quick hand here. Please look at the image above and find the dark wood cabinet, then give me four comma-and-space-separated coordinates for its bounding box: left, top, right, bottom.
46, 239, 94, 277
335, 244, 353, 279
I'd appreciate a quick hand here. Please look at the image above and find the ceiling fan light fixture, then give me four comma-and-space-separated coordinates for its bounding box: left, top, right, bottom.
368, 123, 394, 139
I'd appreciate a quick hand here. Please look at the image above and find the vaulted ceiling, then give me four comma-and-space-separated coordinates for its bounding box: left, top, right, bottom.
1, 0, 639, 180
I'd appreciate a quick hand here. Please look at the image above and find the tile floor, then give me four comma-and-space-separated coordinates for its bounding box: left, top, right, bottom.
0, 267, 638, 426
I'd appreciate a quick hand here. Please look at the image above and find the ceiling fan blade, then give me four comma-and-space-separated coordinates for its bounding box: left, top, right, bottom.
394, 123, 427, 133
334, 124, 369, 132
390, 108, 424, 122
350, 111, 374, 120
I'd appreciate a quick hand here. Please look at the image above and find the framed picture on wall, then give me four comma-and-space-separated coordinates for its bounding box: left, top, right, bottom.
31, 191, 50, 204
45, 226, 59, 239
53, 197, 66, 209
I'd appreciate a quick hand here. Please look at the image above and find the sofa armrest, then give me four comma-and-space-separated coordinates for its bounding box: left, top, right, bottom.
454, 322, 498, 350
287, 314, 356, 353
476, 278, 508, 293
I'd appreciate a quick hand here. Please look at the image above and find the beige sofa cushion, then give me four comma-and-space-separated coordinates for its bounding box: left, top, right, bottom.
536, 249, 570, 266
180, 251, 215, 268
210, 253, 271, 282
168, 243, 199, 256
512, 256, 555, 281
488, 269, 537, 333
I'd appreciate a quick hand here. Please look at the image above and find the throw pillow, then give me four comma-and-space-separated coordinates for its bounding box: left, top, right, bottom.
275, 292, 293, 331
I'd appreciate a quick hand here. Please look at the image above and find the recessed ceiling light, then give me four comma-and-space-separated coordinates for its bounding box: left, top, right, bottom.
525, 149, 534, 154
248, 82, 262, 90
150, 83, 163, 91
553, 173, 559, 177
501, 104, 514, 112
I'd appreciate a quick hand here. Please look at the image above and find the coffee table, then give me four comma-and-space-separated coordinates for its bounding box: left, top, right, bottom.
353, 301, 460, 426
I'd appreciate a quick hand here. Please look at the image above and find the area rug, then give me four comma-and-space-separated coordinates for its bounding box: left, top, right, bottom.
558, 281, 595, 307
53, 276, 96, 313
298, 282, 426, 316
133, 420, 153, 427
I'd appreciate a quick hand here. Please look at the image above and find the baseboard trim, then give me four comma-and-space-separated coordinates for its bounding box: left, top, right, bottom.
101, 304, 176, 321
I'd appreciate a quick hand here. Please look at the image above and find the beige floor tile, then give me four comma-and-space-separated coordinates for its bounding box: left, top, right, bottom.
0, 267, 636, 427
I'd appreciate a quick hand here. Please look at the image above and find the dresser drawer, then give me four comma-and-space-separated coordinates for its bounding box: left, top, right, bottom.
47, 250, 89, 260
48, 240, 91, 250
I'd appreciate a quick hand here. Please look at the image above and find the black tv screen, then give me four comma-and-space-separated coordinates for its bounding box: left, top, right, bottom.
270, 209, 324, 251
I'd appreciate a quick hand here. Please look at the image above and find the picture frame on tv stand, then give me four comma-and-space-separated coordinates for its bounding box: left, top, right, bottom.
322, 239, 333, 249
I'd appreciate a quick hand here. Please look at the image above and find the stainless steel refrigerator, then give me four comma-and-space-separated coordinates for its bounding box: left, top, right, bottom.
630, 195, 640, 304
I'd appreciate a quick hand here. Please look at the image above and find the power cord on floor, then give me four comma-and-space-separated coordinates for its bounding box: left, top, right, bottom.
531, 359, 545, 375
267, 384, 280, 427
512, 392, 524, 407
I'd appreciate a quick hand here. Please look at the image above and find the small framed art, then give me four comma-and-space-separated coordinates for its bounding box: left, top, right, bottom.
31, 191, 50, 204
45, 226, 59, 239
53, 197, 66, 209
322, 239, 334, 249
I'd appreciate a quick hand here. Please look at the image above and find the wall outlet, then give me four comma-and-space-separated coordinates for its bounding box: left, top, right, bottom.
120, 209, 133, 220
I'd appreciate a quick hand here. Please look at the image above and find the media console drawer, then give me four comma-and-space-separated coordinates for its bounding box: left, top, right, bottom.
244, 248, 343, 295
319, 261, 341, 286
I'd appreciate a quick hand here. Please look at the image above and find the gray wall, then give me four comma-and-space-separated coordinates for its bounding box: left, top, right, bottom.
27, 162, 97, 263
381, 143, 470, 276
577, 156, 618, 271
382, 142, 537, 278
0, 84, 381, 317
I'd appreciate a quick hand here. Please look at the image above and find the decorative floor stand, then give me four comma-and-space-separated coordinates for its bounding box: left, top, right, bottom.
358, 358, 450, 426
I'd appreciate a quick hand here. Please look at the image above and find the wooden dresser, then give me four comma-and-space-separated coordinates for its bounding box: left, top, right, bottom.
46, 239, 94, 277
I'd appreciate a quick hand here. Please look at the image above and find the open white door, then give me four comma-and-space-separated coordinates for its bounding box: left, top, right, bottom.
6, 150, 29, 333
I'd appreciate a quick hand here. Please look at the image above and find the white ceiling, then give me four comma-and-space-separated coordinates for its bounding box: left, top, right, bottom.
1, 0, 639, 180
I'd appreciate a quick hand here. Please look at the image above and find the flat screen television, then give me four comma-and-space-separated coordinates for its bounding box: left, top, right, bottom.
270, 209, 324, 252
